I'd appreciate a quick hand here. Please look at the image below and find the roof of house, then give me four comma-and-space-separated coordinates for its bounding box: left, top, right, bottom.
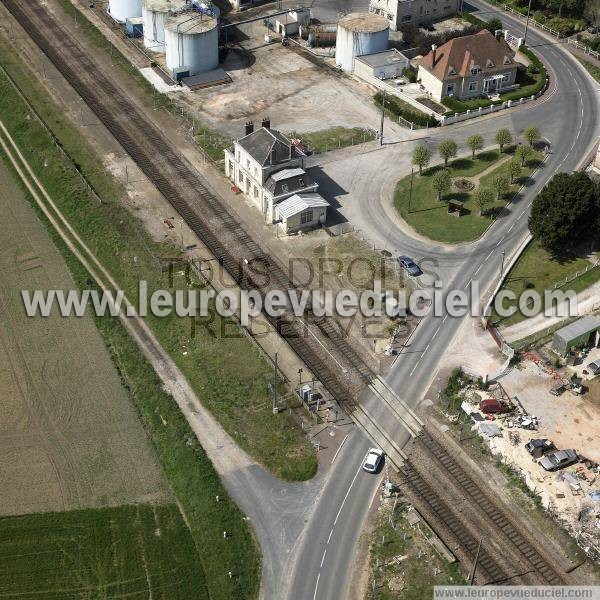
276, 193, 329, 219
355, 48, 409, 69
237, 127, 294, 167
265, 168, 316, 197
553, 315, 600, 344
420, 29, 516, 81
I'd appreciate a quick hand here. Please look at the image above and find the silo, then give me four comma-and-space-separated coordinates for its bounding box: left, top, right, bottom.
108, 0, 142, 23
164, 12, 219, 76
335, 13, 389, 72
142, 0, 186, 53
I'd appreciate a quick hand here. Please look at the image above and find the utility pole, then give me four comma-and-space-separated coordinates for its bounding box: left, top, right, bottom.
379, 89, 386, 146
408, 167, 415, 213
500, 248, 506, 277
468, 538, 483, 585
272, 352, 279, 414
523, 0, 533, 46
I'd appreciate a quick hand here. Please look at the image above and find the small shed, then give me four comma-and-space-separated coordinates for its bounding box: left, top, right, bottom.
552, 315, 600, 357
275, 193, 328, 234
354, 49, 409, 80
273, 9, 310, 37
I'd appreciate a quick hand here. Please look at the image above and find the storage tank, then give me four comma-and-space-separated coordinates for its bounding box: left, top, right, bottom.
335, 13, 389, 72
142, 0, 186, 52
164, 12, 218, 76
108, 0, 142, 23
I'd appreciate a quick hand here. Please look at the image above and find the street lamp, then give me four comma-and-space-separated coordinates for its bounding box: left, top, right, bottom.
523, 0, 533, 46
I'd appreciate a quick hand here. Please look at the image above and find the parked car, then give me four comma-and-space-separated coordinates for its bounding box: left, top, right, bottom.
397, 256, 422, 277
525, 438, 555, 458
362, 448, 384, 473
550, 383, 566, 396
539, 449, 578, 472
586, 359, 600, 375
479, 398, 509, 414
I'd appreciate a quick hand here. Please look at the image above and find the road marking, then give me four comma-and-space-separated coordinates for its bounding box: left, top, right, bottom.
507, 223, 515, 233
485, 251, 493, 261
333, 464, 363, 526
409, 360, 421, 377
321, 549, 327, 568
442, 314, 448, 323
327, 528, 334, 544
431, 326, 441, 340
474, 264, 483, 276
331, 433, 350, 465
423, 343, 430, 355
313, 573, 320, 600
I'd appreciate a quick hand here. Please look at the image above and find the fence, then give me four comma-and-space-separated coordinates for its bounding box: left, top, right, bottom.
500, 4, 564, 39
567, 37, 600, 61
549, 260, 599, 291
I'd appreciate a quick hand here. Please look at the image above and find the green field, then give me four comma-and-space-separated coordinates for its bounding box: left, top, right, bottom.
0, 505, 208, 599
492, 240, 600, 327
394, 148, 542, 243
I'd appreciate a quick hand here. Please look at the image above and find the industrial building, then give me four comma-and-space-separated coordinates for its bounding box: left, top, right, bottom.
369, 0, 460, 31
354, 48, 409, 81
335, 13, 390, 73
142, 0, 186, 52
164, 11, 219, 78
552, 316, 600, 357
271, 9, 310, 37
108, 0, 142, 23
224, 121, 328, 229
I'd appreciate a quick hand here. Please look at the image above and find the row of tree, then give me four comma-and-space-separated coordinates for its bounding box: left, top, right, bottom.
411, 126, 541, 175
529, 172, 600, 256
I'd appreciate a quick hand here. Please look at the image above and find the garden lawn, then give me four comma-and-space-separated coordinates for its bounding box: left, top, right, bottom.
394, 148, 542, 243
492, 240, 600, 327
288, 126, 376, 153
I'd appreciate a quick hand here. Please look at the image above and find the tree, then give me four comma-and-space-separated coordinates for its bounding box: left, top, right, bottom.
585, 0, 600, 30
523, 125, 541, 147
474, 187, 495, 216
492, 174, 509, 201
495, 128, 513, 153
486, 17, 503, 33
432, 169, 452, 201
412, 144, 432, 175
515, 144, 533, 166
529, 172, 599, 255
508, 159, 522, 184
439, 139, 458, 167
467, 134, 484, 159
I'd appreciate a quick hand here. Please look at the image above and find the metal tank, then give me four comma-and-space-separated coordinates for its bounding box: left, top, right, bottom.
142, 0, 186, 52
164, 12, 219, 76
335, 12, 389, 72
108, 0, 142, 23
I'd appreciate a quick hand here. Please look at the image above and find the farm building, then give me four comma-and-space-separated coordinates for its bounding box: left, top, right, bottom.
552, 315, 600, 357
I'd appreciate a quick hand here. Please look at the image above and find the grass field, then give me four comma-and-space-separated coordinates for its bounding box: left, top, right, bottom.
0, 33, 316, 482
0, 504, 209, 599
492, 240, 600, 327
394, 148, 542, 243
287, 126, 376, 153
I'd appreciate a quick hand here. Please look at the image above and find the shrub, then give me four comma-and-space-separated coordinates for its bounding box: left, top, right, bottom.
403, 67, 417, 83
374, 91, 439, 128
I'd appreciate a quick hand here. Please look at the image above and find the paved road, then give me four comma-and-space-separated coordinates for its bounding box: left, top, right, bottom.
286, 2, 600, 598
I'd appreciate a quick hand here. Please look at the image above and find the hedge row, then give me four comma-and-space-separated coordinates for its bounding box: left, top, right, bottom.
374, 91, 440, 128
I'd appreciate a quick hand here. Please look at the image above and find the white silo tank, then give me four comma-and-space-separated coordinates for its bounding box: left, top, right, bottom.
164, 12, 219, 76
142, 0, 186, 53
109, 0, 142, 23
335, 13, 389, 72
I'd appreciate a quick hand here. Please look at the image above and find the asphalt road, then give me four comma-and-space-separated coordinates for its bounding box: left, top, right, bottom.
286, 3, 600, 599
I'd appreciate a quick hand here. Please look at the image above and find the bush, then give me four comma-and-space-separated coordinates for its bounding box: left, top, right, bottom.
403, 67, 417, 83
374, 91, 439, 128
546, 16, 583, 36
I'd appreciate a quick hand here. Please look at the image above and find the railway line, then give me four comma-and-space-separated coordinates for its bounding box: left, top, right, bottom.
0, 0, 570, 587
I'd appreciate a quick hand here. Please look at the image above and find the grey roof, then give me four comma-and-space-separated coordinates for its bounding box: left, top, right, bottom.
265, 169, 315, 197
355, 49, 409, 69
237, 127, 293, 167
276, 193, 329, 219
554, 315, 600, 343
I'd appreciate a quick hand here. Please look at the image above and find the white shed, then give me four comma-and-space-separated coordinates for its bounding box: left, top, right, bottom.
354, 48, 409, 80
275, 193, 328, 233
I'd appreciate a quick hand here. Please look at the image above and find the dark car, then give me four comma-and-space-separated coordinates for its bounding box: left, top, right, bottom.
539, 449, 578, 472
525, 438, 555, 458
479, 398, 509, 414
397, 256, 423, 277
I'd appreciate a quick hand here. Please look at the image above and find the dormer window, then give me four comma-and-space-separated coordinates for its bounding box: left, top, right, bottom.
448, 66, 457, 76
503, 56, 512, 65
486, 59, 495, 68
471, 66, 481, 75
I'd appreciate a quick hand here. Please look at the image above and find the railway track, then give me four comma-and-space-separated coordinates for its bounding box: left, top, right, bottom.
0, 0, 569, 586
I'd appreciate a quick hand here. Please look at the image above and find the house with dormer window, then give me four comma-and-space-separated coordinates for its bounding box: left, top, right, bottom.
417, 29, 519, 102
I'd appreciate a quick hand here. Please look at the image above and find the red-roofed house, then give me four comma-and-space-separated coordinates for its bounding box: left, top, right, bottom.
417, 29, 519, 102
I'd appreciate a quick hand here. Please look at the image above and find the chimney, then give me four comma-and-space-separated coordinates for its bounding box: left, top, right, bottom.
495, 29, 503, 41
245, 121, 254, 136
431, 44, 437, 66
262, 116, 271, 130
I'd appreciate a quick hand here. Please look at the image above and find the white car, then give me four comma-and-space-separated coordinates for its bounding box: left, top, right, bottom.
362, 448, 384, 473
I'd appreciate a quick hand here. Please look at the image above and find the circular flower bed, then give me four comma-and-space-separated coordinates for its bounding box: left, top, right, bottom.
454, 178, 475, 192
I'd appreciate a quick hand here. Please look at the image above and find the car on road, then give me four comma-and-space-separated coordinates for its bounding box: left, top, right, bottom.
397, 256, 422, 277
362, 448, 384, 473
586, 359, 600, 375
539, 449, 578, 472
